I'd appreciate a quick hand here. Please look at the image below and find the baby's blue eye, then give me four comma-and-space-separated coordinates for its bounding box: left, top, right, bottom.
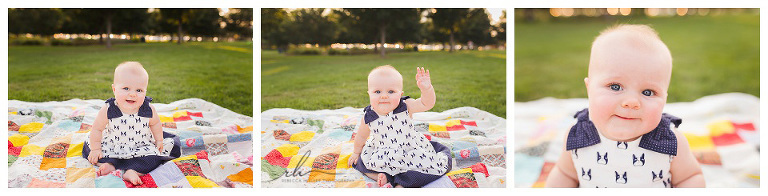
609, 84, 621, 91
642, 90, 655, 96
136, 89, 143, 93
123, 87, 129, 91
374, 90, 381, 94
388, 90, 395, 94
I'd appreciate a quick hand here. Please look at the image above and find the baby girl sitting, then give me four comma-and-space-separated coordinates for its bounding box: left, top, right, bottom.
83, 62, 181, 185
348, 66, 451, 188
545, 25, 705, 188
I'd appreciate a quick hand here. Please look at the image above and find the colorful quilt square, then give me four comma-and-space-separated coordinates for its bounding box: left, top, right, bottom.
78, 123, 92, 133
65, 167, 95, 184
43, 143, 69, 158
227, 168, 253, 185
40, 157, 66, 170
9, 120, 20, 131
448, 172, 479, 188
311, 153, 339, 170
274, 130, 291, 141
175, 159, 207, 178
205, 142, 230, 156
308, 169, 336, 182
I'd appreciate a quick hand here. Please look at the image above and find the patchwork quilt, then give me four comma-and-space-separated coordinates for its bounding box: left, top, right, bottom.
261, 107, 507, 188
514, 93, 760, 188
8, 98, 253, 188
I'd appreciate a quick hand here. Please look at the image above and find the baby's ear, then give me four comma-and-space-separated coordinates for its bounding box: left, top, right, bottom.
583, 77, 590, 88
111, 84, 115, 92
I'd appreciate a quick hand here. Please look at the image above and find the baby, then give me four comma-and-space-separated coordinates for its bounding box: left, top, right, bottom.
83, 62, 181, 185
347, 66, 451, 188
545, 25, 705, 188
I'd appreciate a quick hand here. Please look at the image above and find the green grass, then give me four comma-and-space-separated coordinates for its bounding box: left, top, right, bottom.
261, 50, 507, 118
8, 42, 253, 116
515, 14, 759, 102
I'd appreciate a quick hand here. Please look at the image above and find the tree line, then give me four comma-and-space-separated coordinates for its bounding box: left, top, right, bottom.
261, 8, 506, 57
8, 8, 253, 48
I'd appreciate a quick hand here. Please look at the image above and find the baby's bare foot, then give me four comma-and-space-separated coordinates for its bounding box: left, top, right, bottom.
123, 170, 143, 185
96, 163, 116, 176
377, 173, 388, 187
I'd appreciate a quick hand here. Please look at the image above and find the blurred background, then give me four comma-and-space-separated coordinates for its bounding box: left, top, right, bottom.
8, 8, 254, 116
515, 8, 759, 102
262, 8, 507, 118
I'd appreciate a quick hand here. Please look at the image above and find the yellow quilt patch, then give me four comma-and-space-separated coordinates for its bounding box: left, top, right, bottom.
66, 167, 95, 184
19, 122, 44, 133
684, 133, 715, 151
275, 144, 300, 157
159, 115, 174, 123
186, 176, 220, 188
289, 131, 315, 142
19, 144, 45, 157
67, 142, 84, 158
429, 123, 447, 132
9, 134, 30, 147
708, 120, 735, 136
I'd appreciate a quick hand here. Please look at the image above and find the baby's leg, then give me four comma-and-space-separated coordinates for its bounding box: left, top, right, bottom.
96, 163, 116, 176
123, 169, 144, 185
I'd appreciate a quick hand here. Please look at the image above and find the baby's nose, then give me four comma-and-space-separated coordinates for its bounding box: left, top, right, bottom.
621, 97, 640, 110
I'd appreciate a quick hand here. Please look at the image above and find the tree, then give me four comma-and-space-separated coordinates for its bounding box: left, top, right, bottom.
342, 8, 423, 57
457, 9, 494, 48
225, 8, 253, 41
429, 8, 469, 52
160, 8, 191, 44
286, 8, 339, 47
261, 8, 290, 52
9, 8, 65, 42
494, 10, 506, 45
185, 8, 222, 39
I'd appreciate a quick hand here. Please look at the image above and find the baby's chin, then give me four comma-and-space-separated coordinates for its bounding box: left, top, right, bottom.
600, 127, 648, 142
371, 104, 394, 115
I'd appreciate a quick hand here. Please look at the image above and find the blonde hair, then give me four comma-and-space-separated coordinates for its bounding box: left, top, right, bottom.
594, 24, 668, 52
114, 61, 149, 83
368, 65, 403, 81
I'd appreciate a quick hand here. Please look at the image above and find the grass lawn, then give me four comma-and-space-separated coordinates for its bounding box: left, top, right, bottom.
515, 14, 759, 102
261, 50, 507, 118
8, 42, 253, 116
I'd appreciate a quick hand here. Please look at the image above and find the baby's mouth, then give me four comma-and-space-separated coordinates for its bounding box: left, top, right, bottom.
126, 100, 137, 104
614, 115, 636, 120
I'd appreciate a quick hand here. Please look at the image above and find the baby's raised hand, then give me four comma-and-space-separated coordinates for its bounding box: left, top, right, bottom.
415, 67, 432, 90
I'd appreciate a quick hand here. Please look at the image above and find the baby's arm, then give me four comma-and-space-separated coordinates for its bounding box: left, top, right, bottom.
87, 104, 109, 164
348, 118, 371, 167
545, 135, 580, 187
405, 67, 435, 114
670, 129, 705, 187
148, 104, 164, 152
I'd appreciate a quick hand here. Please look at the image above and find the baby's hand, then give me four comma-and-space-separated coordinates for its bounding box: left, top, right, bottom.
415, 67, 432, 90
155, 140, 164, 152
348, 153, 360, 167
88, 150, 102, 165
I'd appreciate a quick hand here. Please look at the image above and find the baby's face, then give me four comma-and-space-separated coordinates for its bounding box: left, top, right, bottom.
112, 72, 148, 113
368, 73, 403, 115
586, 36, 672, 141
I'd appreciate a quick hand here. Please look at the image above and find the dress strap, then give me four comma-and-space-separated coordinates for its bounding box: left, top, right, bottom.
565, 108, 681, 155
105, 96, 153, 119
